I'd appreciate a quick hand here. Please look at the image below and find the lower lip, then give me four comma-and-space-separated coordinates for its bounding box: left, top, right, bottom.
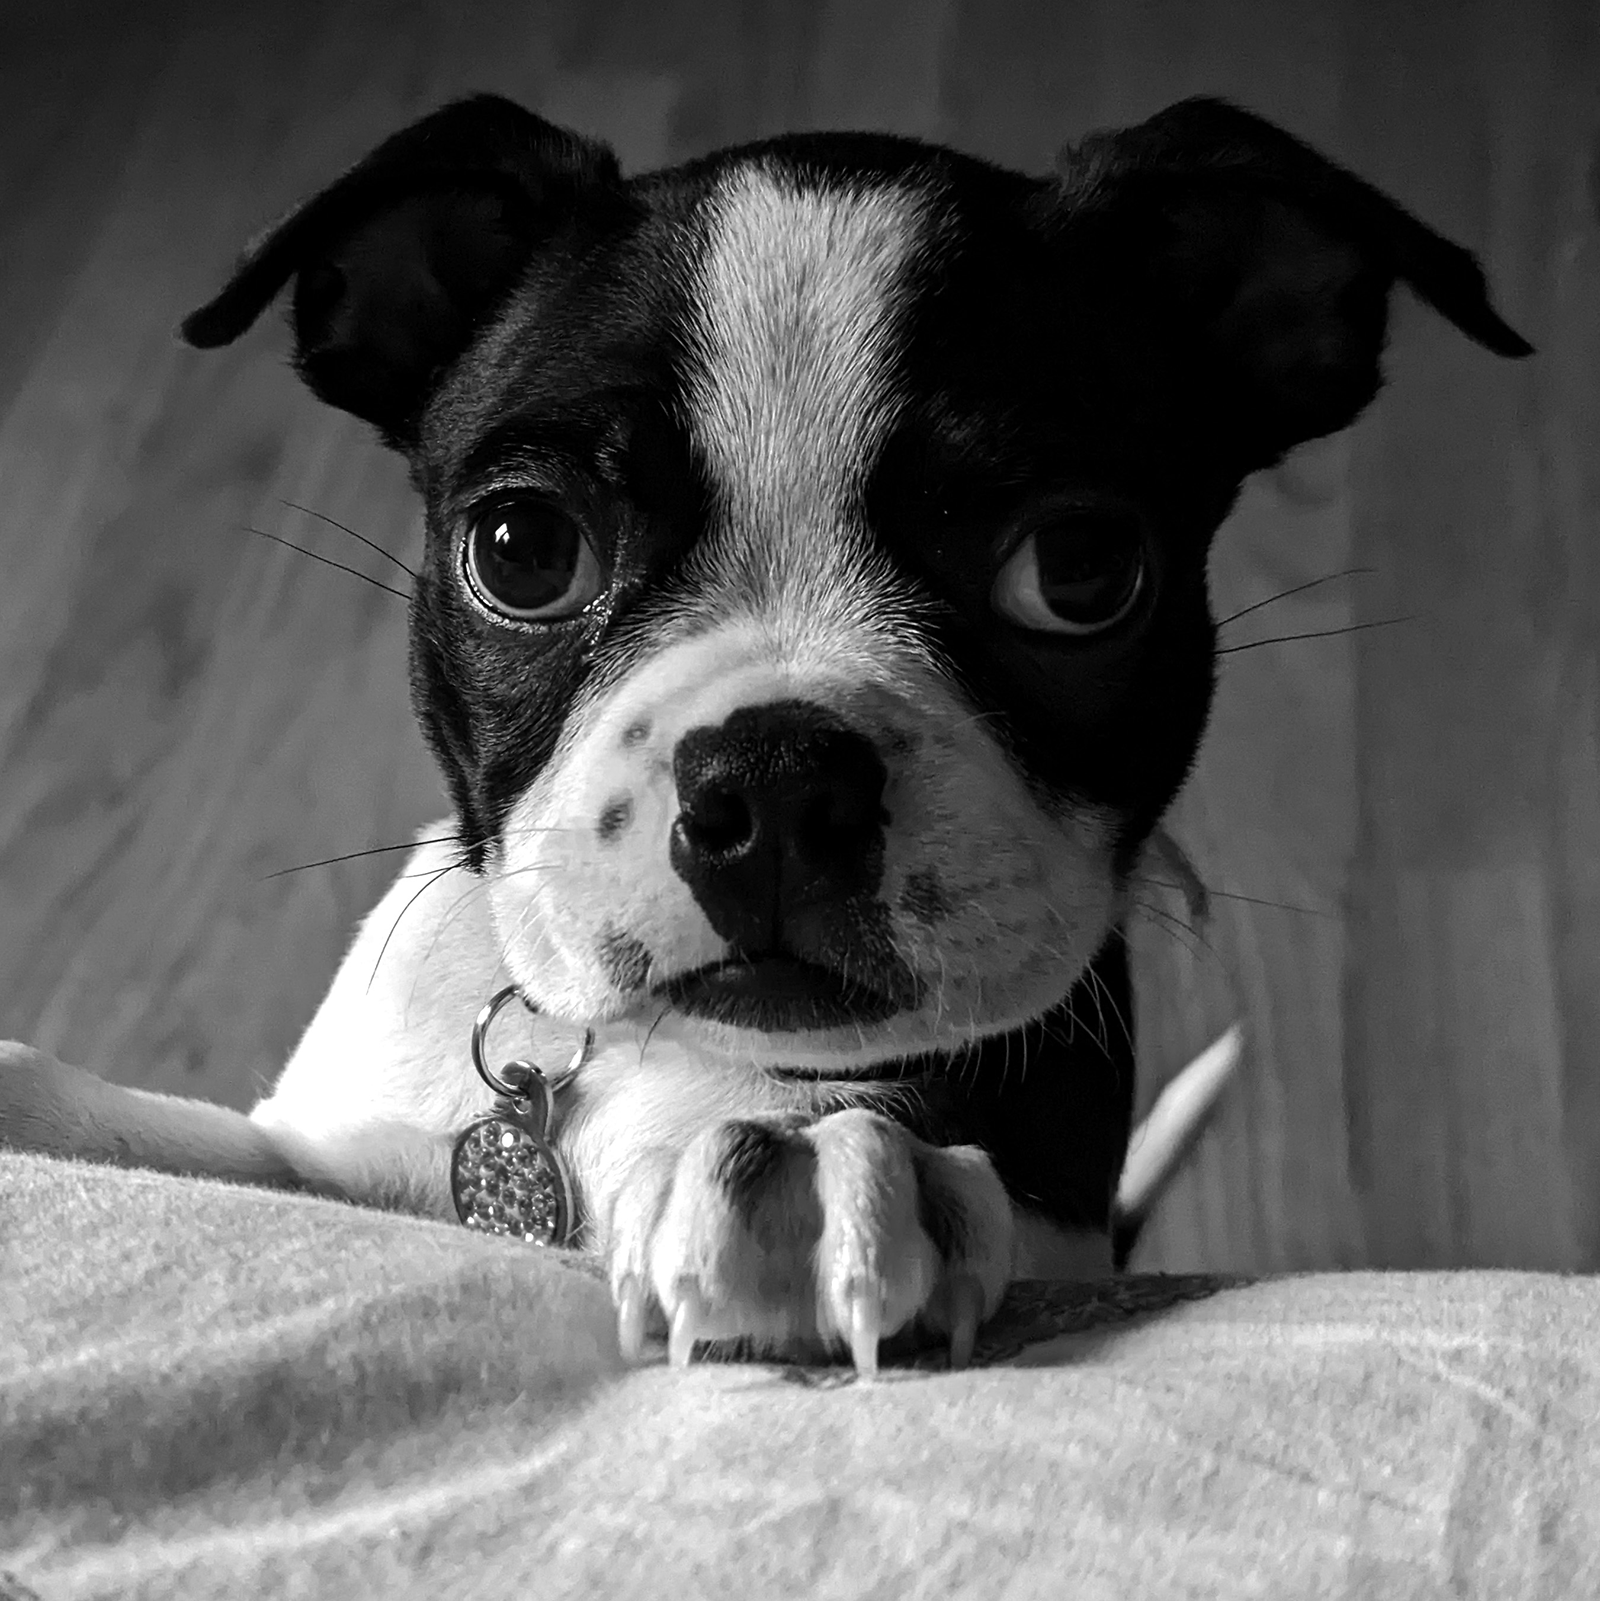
658, 957, 902, 1031
764, 1062, 921, 1085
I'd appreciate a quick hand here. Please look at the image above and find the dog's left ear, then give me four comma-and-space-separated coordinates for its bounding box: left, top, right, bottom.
180, 95, 621, 447
1051, 97, 1532, 470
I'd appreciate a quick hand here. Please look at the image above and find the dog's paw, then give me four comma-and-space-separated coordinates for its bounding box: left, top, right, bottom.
605, 1108, 1013, 1376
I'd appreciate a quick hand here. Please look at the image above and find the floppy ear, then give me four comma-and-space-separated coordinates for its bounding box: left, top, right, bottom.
180, 95, 622, 447
1052, 97, 1532, 470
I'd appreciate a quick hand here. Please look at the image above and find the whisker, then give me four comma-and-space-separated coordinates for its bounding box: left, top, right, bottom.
931, 945, 949, 1037
431, 877, 495, 949
394, 863, 464, 882
1134, 895, 1241, 980
490, 858, 581, 887
1141, 823, 1209, 926
638, 1003, 673, 1069
1217, 615, 1415, 655
1140, 879, 1333, 920
239, 524, 411, 602
1214, 566, 1376, 629
259, 835, 460, 882
1131, 899, 1215, 965
1087, 962, 1134, 1061
366, 861, 457, 991
499, 862, 573, 956
406, 874, 503, 1018
280, 499, 418, 579
1059, 996, 1083, 1054
264, 819, 587, 887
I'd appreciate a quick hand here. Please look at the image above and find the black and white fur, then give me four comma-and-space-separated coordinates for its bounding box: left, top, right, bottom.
0, 96, 1528, 1371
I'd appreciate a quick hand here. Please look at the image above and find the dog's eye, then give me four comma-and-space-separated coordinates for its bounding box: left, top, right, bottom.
464, 498, 604, 620
992, 509, 1148, 635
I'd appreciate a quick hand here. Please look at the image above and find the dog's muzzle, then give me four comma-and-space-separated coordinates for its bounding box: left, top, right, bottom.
661, 698, 920, 1030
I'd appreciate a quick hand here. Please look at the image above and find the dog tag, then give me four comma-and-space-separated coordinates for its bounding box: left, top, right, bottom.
451, 1064, 575, 1246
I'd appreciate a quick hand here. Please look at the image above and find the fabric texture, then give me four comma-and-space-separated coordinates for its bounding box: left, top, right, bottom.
2, 1151, 1596, 1599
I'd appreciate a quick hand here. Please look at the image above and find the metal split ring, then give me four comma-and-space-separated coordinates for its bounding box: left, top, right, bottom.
470, 984, 594, 1100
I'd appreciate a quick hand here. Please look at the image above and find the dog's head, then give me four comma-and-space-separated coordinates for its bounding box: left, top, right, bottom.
185, 95, 1527, 1077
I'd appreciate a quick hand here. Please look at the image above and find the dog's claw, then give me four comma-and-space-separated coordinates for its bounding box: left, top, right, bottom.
668, 1282, 705, 1369
945, 1274, 984, 1372
847, 1280, 883, 1380
616, 1273, 648, 1364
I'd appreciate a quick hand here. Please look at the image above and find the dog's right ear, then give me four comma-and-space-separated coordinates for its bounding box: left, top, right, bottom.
180, 95, 621, 448
1048, 98, 1532, 473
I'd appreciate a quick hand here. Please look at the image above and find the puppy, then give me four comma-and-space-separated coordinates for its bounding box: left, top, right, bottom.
0, 95, 1528, 1372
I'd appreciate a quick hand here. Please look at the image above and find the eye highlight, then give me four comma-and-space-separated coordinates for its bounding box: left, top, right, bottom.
463, 496, 605, 620
992, 505, 1150, 635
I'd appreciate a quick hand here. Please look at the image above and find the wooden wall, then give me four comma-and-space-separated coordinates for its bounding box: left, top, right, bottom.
2, 0, 1595, 1273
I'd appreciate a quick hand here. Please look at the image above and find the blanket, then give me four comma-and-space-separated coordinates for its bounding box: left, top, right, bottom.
2, 1152, 1596, 1599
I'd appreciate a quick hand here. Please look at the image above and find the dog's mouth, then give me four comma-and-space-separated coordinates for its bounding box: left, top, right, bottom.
656, 954, 913, 1033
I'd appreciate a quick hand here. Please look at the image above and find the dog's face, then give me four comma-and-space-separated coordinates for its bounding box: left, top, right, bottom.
186, 97, 1528, 1079
414, 149, 1222, 1074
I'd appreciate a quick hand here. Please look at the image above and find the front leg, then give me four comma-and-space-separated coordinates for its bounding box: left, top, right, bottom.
605, 1108, 1014, 1376
0, 1040, 300, 1185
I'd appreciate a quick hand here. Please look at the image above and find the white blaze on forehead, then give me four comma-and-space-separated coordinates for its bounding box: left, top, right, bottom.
684, 164, 931, 628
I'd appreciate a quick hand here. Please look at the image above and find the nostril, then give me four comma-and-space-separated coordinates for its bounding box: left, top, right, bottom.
678, 786, 755, 855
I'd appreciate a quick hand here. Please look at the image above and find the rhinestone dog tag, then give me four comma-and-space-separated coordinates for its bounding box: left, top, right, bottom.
451, 1065, 574, 1246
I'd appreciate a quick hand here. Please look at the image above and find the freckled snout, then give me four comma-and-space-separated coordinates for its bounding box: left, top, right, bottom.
668, 699, 889, 950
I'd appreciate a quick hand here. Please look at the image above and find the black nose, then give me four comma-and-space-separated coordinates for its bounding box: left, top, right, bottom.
669, 700, 889, 949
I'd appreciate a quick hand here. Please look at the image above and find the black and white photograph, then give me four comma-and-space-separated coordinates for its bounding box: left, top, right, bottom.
2, 1, 1596, 1594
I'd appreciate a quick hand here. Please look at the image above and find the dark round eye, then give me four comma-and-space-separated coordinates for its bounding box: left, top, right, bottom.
464, 498, 604, 619
992, 508, 1149, 634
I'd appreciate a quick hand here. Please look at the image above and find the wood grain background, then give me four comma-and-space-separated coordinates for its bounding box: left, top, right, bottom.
2, 0, 1595, 1274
